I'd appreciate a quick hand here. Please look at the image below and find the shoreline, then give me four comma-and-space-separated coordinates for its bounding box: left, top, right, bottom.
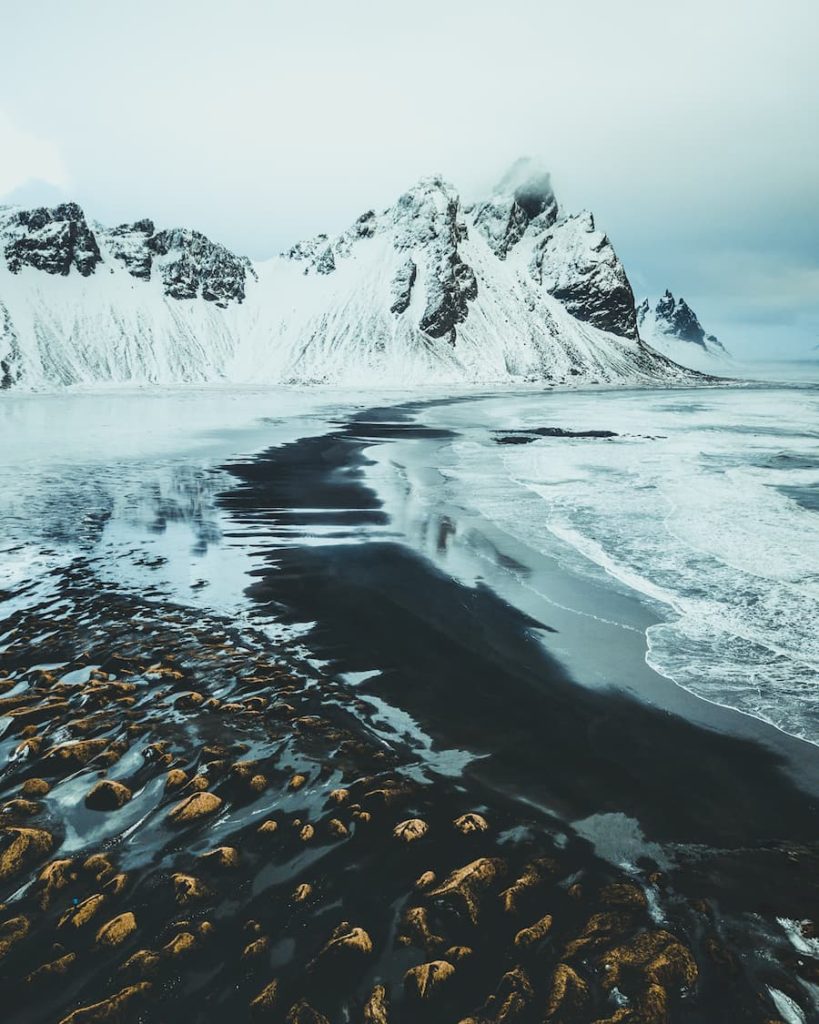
396, 389, 819, 765
1, 550, 816, 1024
222, 400, 819, 819
0, 391, 817, 1022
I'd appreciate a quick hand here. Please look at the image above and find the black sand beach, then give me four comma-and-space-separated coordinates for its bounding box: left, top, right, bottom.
221, 406, 819, 866
1, 398, 817, 1024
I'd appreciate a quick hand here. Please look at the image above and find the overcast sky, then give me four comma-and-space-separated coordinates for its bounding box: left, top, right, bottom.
1, 0, 817, 357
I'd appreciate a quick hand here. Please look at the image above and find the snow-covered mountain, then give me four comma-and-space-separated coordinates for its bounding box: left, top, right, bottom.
0, 162, 702, 389
637, 290, 729, 371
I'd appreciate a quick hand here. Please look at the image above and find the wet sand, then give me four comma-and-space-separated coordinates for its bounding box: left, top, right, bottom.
223, 405, 819, 843
1, 398, 817, 1023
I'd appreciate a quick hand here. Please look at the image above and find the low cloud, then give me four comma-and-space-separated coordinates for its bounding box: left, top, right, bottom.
0, 110, 68, 199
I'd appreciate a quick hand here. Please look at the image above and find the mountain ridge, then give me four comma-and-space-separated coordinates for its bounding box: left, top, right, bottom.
0, 164, 706, 389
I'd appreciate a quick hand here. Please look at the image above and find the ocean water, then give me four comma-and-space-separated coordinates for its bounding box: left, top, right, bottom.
415, 379, 819, 745
0, 386, 375, 620
1, 376, 817, 748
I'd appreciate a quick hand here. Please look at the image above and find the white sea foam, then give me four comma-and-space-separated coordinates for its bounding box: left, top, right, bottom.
419, 383, 819, 744
777, 918, 819, 958
768, 987, 807, 1024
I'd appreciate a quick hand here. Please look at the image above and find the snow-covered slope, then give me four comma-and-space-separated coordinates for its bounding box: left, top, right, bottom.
0, 165, 701, 389
637, 290, 730, 372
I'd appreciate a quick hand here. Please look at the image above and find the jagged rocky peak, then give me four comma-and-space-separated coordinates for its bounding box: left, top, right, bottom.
391, 176, 477, 341
655, 289, 706, 345
468, 158, 638, 340
97, 218, 254, 306
146, 228, 256, 307
0, 201, 254, 307
530, 211, 638, 339
391, 175, 466, 246
639, 290, 723, 350
282, 175, 479, 343
285, 211, 378, 274
472, 157, 558, 258
0, 202, 102, 277
279, 165, 641, 344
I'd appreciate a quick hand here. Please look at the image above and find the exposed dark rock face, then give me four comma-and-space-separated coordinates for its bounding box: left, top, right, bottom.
147, 229, 255, 306
336, 209, 377, 255
0, 299, 21, 389
393, 178, 478, 343
474, 198, 529, 258
419, 253, 478, 342
512, 167, 557, 221
102, 219, 155, 281
3, 203, 101, 277
390, 257, 417, 314
530, 212, 638, 339
654, 290, 707, 346
0, 204, 253, 307
311, 246, 336, 276
473, 159, 558, 259
639, 290, 725, 352
286, 235, 336, 275
494, 426, 619, 444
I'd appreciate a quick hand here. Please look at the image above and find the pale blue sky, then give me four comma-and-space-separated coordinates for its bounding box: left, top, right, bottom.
0, 0, 817, 356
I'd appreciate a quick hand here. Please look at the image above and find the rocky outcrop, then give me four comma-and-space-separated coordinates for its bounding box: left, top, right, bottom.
2, 203, 101, 277
0, 299, 21, 389
0, 204, 254, 308
636, 298, 650, 327
284, 176, 479, 344
654, 290, 705, 344
638, 290, 725, 351
472, 157, 558, 258
390, 257, 416, 314
637, 291, 727, 359
530, 211, 639, 339
392, 177, 477, 342
285, 234, 336, 275
147, 229, 255, 306
336, 209, 378, 255
101, 219, 154, 280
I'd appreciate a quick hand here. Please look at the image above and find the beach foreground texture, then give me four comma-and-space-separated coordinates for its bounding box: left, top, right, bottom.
0, 382, 817, 1024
